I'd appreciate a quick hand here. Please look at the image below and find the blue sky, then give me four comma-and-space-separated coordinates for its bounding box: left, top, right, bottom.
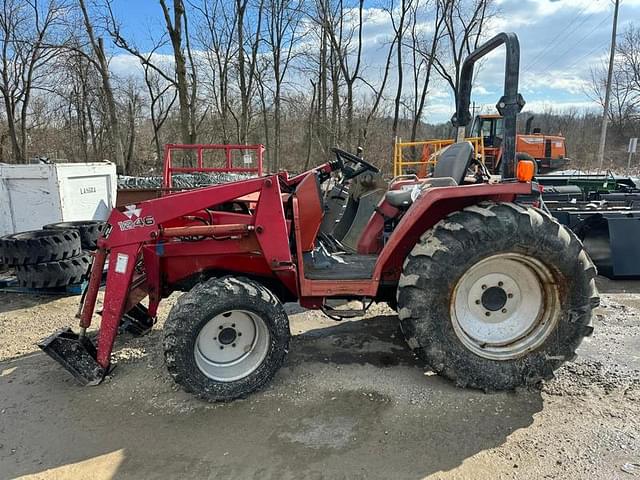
107, 0, 640, 123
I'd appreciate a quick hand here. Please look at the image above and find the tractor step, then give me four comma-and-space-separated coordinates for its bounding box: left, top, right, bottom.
321, 305, 365, 318
119, 303, 156, 336
38, 328, 107, 385
321, 298, 372, 320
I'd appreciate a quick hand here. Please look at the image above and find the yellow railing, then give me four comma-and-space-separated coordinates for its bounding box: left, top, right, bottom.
393, 137, 485, 177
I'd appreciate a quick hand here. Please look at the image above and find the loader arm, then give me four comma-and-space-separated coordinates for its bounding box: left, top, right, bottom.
42, 174, 296, 384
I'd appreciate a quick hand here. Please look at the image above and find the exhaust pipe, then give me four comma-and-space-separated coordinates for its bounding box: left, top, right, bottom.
525, 115, 535, 135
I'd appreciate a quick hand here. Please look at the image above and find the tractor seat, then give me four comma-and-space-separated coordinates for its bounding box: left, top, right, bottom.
385, 142, 474, 209
432, 141, 474, 184
385, 177, 458, 208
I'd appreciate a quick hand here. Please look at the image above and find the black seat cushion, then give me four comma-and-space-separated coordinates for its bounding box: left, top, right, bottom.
385, 177, 458, 208
385, 189, 413, 208
433, 142, 474, 184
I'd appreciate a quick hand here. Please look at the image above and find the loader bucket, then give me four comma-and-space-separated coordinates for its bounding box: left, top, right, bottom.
39, 328, 106, 385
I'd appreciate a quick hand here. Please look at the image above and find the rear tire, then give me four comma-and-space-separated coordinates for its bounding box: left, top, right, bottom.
397, 202, 599, 391
163, 277, 290, 402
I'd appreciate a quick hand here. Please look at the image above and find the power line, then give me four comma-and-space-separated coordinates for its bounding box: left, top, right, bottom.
533, 13, 611, 75
562, 41, 607, 72
522, 4, 592, 73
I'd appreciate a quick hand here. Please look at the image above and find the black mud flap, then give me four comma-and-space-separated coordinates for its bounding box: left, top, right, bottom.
38, 328, 107, 386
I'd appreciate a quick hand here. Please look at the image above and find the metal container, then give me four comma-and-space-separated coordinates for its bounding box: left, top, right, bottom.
0, 162, 116, 235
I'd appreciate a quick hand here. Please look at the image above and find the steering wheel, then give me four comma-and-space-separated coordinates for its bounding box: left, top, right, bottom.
331, 147, 380, 180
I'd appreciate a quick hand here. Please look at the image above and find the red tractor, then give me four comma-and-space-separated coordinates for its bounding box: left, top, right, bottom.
41, 33, 598, 401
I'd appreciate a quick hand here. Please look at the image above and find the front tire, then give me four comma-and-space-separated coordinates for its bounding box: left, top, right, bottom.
163, 277, 290, 401
397, 202, 599, 390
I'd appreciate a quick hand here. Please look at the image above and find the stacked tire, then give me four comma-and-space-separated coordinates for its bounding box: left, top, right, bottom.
0, 220, 103, 289
43, 221, 105, 250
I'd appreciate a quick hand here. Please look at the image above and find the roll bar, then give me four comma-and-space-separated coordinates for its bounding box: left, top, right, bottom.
451, 32, 526, 178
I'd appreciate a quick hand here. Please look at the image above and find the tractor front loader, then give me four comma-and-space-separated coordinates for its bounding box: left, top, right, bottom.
40, 32, 598, 401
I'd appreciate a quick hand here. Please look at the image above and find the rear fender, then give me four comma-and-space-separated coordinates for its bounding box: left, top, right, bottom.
372, 182, 533, 282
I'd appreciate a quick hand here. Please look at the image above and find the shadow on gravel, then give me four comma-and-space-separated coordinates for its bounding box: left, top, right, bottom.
0, 292, 71, 314
290, 315, 416, 368
596, 276, 640, 294
0, 314, 543, 480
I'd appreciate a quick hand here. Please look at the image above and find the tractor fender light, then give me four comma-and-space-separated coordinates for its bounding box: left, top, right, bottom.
517, 160, 535, 182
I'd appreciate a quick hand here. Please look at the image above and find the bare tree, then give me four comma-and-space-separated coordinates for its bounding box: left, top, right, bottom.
77, 0, 126, 170
191, 0, 237, 144
617, 25, 640, 103
0, 0, 67, 163
319, 0, 364, 148
587, 24, 640, 142
588, 60, 638, 140
409, 0, 446, 142
264, 0, 304, 169
159, 0, 197, 145
310, 0, 348, 152
235, 0, 265, 144
142, 62, 177, 166
359, 22, 398, 145
58, 48, 101, 160
122, 77, 144, 173
305, 80, 317, 168
106, 0, 199, 148
387, 0, 412, 142
430, 0, 493, 104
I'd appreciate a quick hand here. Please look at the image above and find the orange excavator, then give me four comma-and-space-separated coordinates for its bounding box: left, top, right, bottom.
472, 114, 570, 174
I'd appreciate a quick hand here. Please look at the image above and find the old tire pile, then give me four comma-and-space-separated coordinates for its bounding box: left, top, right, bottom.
44, 221, 105, 250
0, 221, 103, 289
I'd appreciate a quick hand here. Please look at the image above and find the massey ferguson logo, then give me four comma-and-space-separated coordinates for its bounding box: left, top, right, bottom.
118, 204, 155, 231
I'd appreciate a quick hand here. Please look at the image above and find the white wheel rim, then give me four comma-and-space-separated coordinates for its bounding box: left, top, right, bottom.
451, 253, 561, 361
194, 310, 270, 382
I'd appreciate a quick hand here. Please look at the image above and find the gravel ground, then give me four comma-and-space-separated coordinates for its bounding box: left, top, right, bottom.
0, 279, 639, 479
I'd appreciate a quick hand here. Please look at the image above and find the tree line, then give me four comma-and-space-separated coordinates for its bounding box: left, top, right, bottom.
0, 0, 637, 175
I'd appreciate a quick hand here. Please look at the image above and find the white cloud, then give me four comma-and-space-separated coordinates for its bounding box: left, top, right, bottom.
109, 52, 175, 79
474, 85, 493, 96
496, 0, 636, 16
521, 72, 591, 95
522, 99, 600, 113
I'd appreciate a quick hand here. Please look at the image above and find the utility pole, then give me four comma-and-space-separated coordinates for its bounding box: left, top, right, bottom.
471, 102, 479, 122
597, 0, 620, 170
629, 138, 638, 171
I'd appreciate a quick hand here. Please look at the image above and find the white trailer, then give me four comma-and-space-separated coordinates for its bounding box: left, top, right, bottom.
0, 162, 116, 236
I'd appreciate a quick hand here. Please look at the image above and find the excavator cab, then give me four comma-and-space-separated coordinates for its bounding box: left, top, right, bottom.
471, 114, 504, 171
472, 114, 504, 149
